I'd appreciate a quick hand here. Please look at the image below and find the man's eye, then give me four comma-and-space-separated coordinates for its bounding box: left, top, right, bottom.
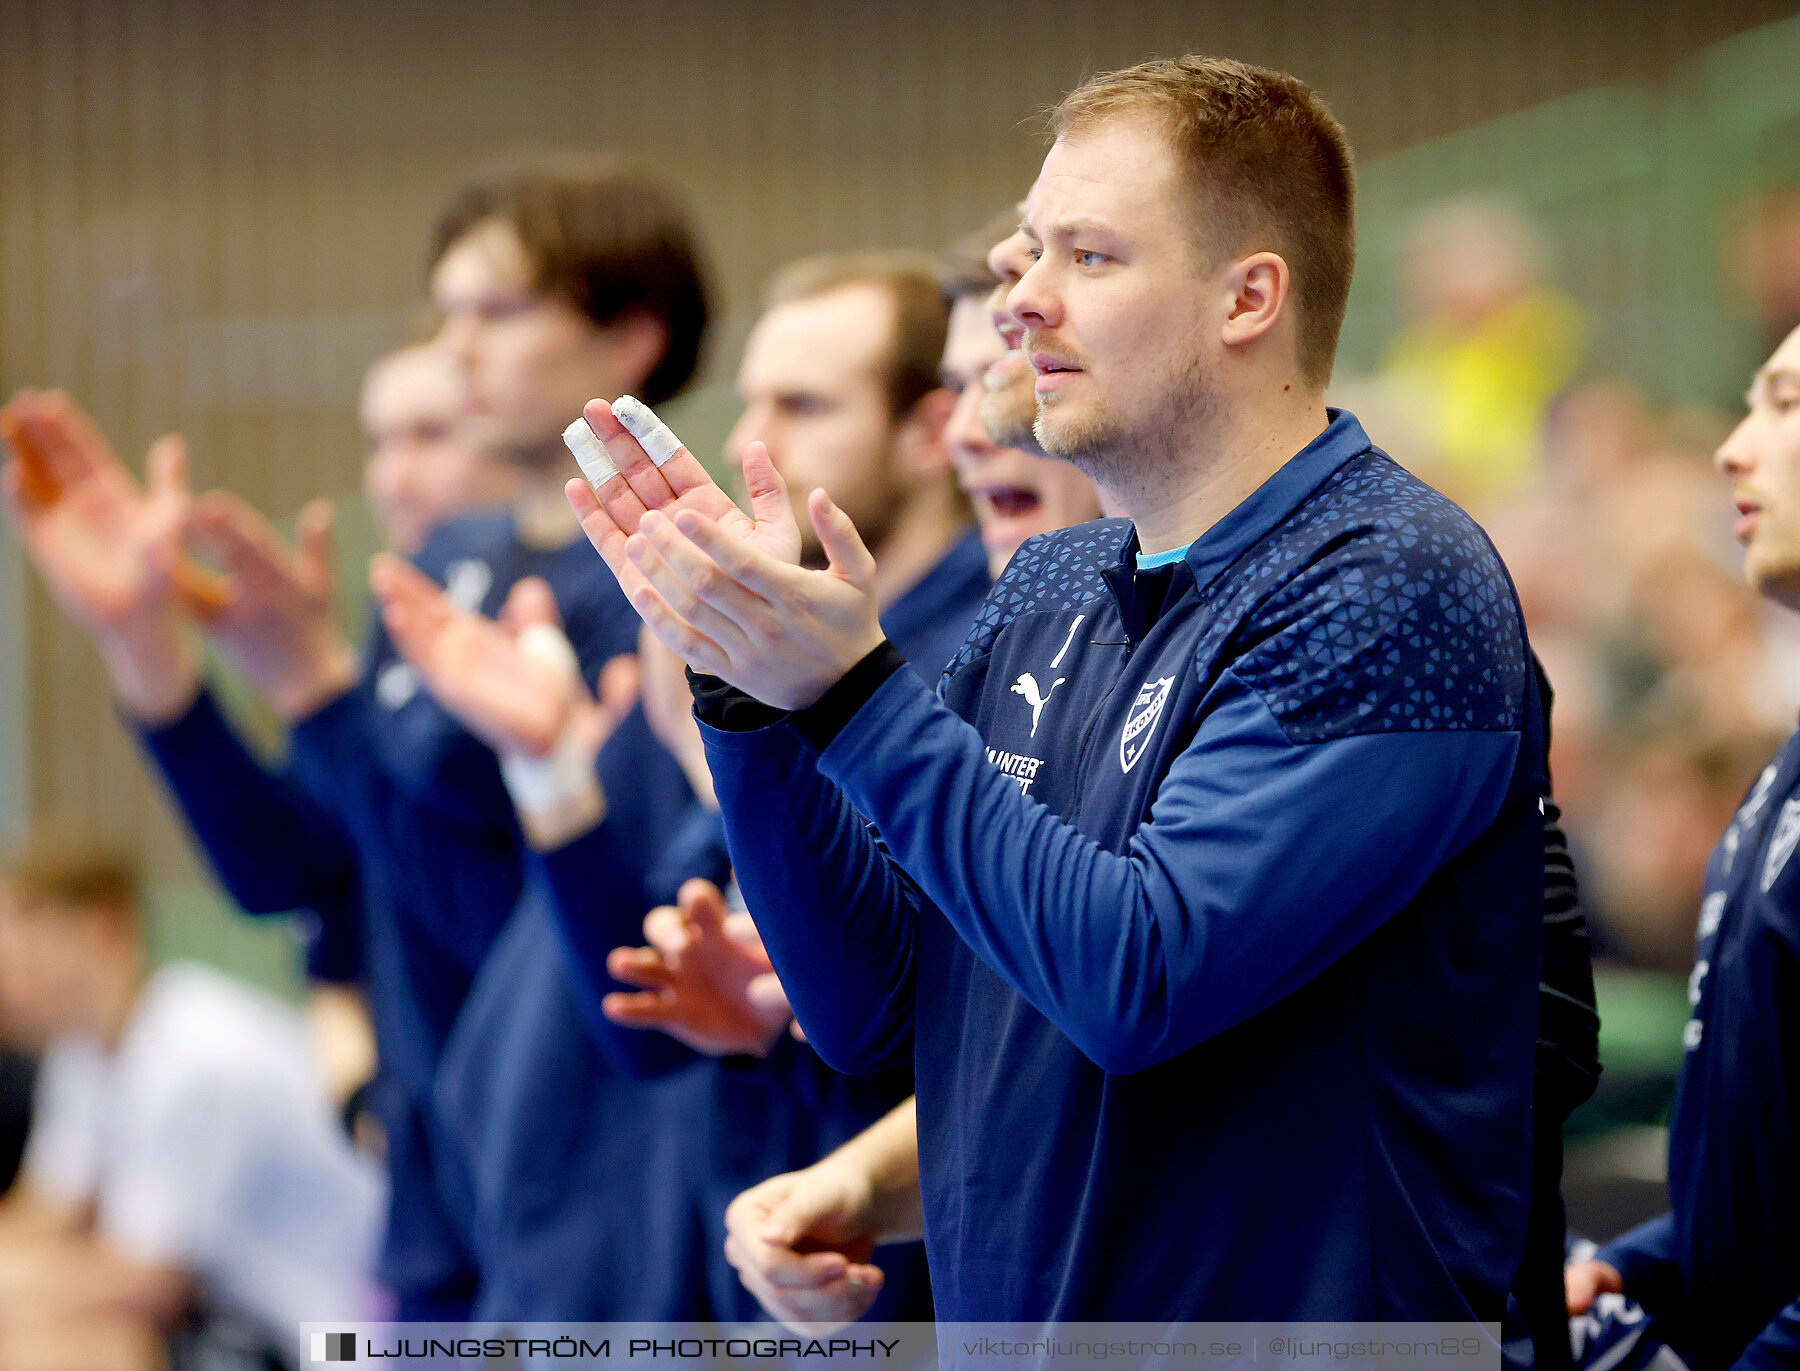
1074, 250, 1105, 268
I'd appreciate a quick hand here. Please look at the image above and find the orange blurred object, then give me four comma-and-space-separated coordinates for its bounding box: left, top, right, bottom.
167, 558, 234, 620
1, 410, 233, 619
1, 411, 60, 507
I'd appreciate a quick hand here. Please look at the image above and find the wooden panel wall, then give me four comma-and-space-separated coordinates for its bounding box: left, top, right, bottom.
2, 0, 1796, 877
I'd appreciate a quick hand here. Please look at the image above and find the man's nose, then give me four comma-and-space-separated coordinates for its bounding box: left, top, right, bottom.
436, 313, 479, 367
943, 386, 991, 458
1715, 413, 1756, 478
1006, 257, 1057, 331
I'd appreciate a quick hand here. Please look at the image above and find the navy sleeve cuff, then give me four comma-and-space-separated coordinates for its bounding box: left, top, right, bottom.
687, 669, 788, 733
792, 642, 907, 751
686, 640, 907, 745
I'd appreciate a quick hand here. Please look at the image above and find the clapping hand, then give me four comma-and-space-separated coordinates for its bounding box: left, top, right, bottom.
565, 398, 886, 710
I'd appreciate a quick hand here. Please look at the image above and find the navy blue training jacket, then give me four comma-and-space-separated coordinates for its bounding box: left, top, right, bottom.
535, 528, 988, 1322
701, 411, 1545, 1323
433, 701, 714, 1319
1599, 725, 1800, 1371
676, 530, 986, 1324
137, 507, 638, 1316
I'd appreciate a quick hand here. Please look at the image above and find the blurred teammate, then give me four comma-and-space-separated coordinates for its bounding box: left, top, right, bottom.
1564, 325, 1800, 1369
392, 250, 989, 1324
361, 344, 518, 559
572, 53, 1545, 1332
1, 157, 714, 1318
938, 212, 1102, 577
371, 158, 717, 1319
724, 251, 988, 675
0, 831, 380, 1365
0, 342, 511, 1316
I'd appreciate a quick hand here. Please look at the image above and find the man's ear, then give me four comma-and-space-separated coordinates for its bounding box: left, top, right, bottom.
592, 308, 672, 397
1219, 251, 1291, 351
893, 387, 957, 485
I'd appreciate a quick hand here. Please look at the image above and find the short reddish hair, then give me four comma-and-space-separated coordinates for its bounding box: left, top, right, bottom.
1052, 56, 1355, 387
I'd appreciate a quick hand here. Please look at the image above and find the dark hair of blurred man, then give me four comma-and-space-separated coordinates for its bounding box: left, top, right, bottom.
430, 157, 711, 414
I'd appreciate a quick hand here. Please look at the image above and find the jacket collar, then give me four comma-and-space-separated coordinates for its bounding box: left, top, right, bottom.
1101, 409, 1373, 630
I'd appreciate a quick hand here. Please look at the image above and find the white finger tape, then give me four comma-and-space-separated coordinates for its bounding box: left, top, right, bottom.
611, 394, 684, 466
563, 417, 619, 488
500, 731, 601, 816
514, 621, 581, 679
498, 621, 605, 835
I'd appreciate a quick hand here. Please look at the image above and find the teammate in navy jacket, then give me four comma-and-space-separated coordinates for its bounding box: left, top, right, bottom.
0, 352, 516, 1317
372, 160, 722, 1319
1565, 325, 1800, 1370
568, 56, 1544, 1328
708, 215, 1100, 1327
426, 252, 987, 1323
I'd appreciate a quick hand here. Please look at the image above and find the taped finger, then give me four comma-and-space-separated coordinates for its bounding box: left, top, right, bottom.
611, 396, 684, 466
563, 416, 620, 488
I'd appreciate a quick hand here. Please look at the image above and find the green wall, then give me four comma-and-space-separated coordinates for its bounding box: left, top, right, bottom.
1339, 14, 1800, 410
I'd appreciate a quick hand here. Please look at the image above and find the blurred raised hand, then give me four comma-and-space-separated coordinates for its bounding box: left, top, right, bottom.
184, 492, 357, 722
602, 878, 793, 1057
372, 559, 634, 758
0, 391, 207, 721
372, 560, 640, 848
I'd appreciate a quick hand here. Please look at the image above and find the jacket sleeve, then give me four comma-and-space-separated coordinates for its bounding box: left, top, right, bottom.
809, 664, 1520, 1074
1734, 1298, 1800, 1371
699, 717, 921, 1075
134, 689, 361, 942
1595, 1212, 1683, 1314
1536, 655, 1602, 1120
1539, 789, 1602, 1119
532, 822, 699, 1080
286, 683, 395, 834
530, 705, 708, 1078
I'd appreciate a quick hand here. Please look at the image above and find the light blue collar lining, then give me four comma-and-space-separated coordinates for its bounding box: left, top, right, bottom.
1135, 542, 1193, 571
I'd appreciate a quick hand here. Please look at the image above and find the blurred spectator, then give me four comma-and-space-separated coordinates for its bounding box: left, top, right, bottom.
1363, 275, 1795, 973
1378, 198, 1587, 508
0, 827, 382, 1369
1583, 730, 1782, 969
